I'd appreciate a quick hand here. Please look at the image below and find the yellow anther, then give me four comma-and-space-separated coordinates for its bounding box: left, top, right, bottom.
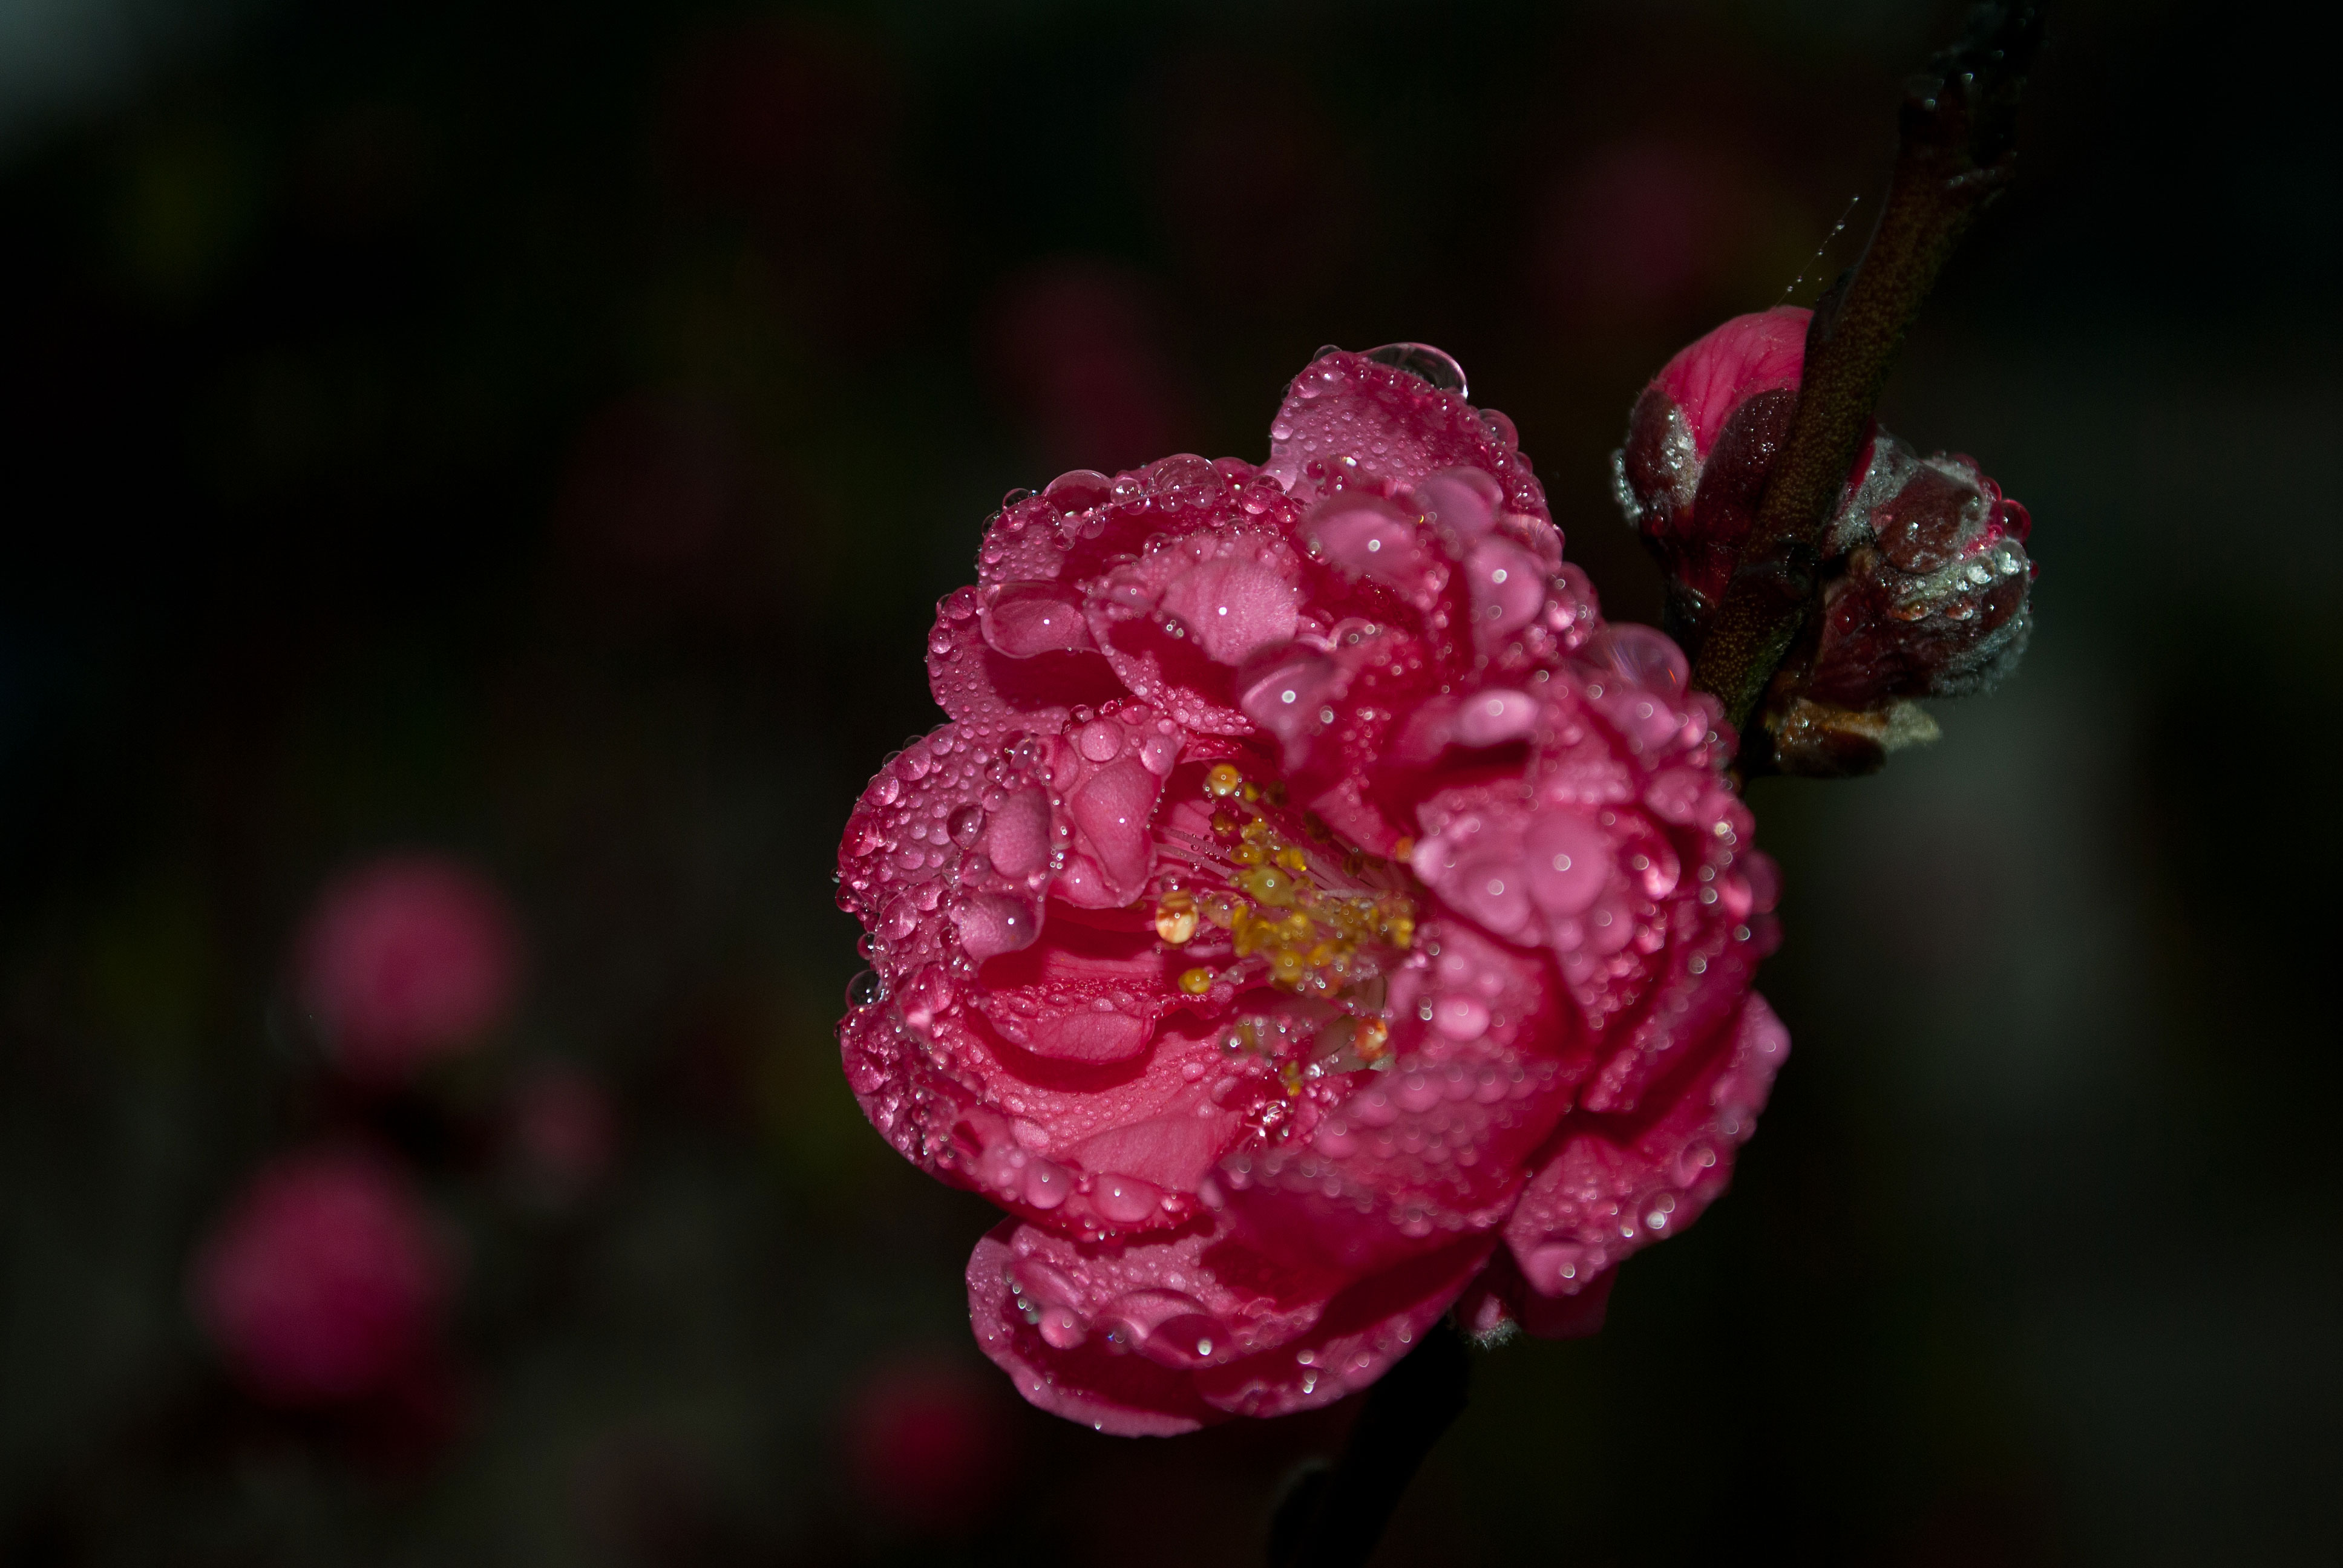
1155, 891, 1199, 946
1240, 783, 1260, 802
1279, 1059, 1304, 1096
1390, 835, 1415, 861
1178, 967, 1214, 996
1211, 812, 1237, 836
1230, 843, 1266, 866
1204, 763, 1244, 797
1235, 866, 1300, 907
1274, 846, 1309, 872
1199, 892, 1239, 929
1230, 906, 1263, 958
1354, 1018, 1391, 1060
1270, 949, 1307, 987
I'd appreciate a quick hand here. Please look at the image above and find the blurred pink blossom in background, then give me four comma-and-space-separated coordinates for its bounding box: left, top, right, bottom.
297, 855, 521, 1082
843, 1354, 1017, 1534
191, 1149, 453, 1405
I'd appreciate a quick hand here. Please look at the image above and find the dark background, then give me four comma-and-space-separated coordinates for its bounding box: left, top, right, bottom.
3, 0, 2338, 1562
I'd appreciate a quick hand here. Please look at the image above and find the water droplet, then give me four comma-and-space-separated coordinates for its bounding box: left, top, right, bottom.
847, 969, 885, 1008
948, 803, 987, 848
954, 893, 1040, 962
1365, 342, 1468, 397
1044, 468, 1113, 512
1092, 1173, 1162, 1224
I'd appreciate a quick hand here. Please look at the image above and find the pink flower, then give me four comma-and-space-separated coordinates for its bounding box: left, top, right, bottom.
837, 347, 1784, 1434
191, 1149, 451, 1405
297, 855, 521, 1083
1616, 309, 2035, 768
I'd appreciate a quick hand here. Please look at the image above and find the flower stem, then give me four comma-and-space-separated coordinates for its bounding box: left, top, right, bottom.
1688, 1, 2048, 728
1267, 1319, 1472, 1568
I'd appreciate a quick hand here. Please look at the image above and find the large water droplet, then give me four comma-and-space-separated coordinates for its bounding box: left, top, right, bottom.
900, 963, 952, 1030
1366, 342, 1468, 398
1044, 468, 1113, 512
847, 969, 885, 1008
1023, 1160, 1071, 1210
1585, 623, 1689, 696
954, 893, 1040, 962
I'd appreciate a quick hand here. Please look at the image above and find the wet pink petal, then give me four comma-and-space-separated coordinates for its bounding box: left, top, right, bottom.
928, 591, 1129, 745
1264, 351, 1548, 542
1456, 1246, 1617, 1341
1502, 993, 1789, 1298
967, 1217, 1489, 1433
1651, 305, 1809, 456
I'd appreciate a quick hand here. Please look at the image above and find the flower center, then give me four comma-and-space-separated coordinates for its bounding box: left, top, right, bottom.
1150, 760, 1417, 1093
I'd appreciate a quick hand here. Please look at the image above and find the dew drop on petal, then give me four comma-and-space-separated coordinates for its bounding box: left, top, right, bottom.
1365, 342, 1468, 397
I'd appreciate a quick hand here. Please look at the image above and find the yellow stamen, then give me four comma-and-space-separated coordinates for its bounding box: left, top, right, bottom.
1178, 967, 1214, 996
1235, 866, 1301, 907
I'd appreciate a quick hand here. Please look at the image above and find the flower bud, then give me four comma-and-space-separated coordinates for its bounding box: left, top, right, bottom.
1614, 306, 1809, 632
1614, 309, 2036, 774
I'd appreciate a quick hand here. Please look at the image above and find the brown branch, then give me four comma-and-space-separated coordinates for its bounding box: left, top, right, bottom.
1689, 1, 2048, 728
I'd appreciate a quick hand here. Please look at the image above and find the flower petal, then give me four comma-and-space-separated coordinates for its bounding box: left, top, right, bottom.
1502, 991, 1789, 1296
